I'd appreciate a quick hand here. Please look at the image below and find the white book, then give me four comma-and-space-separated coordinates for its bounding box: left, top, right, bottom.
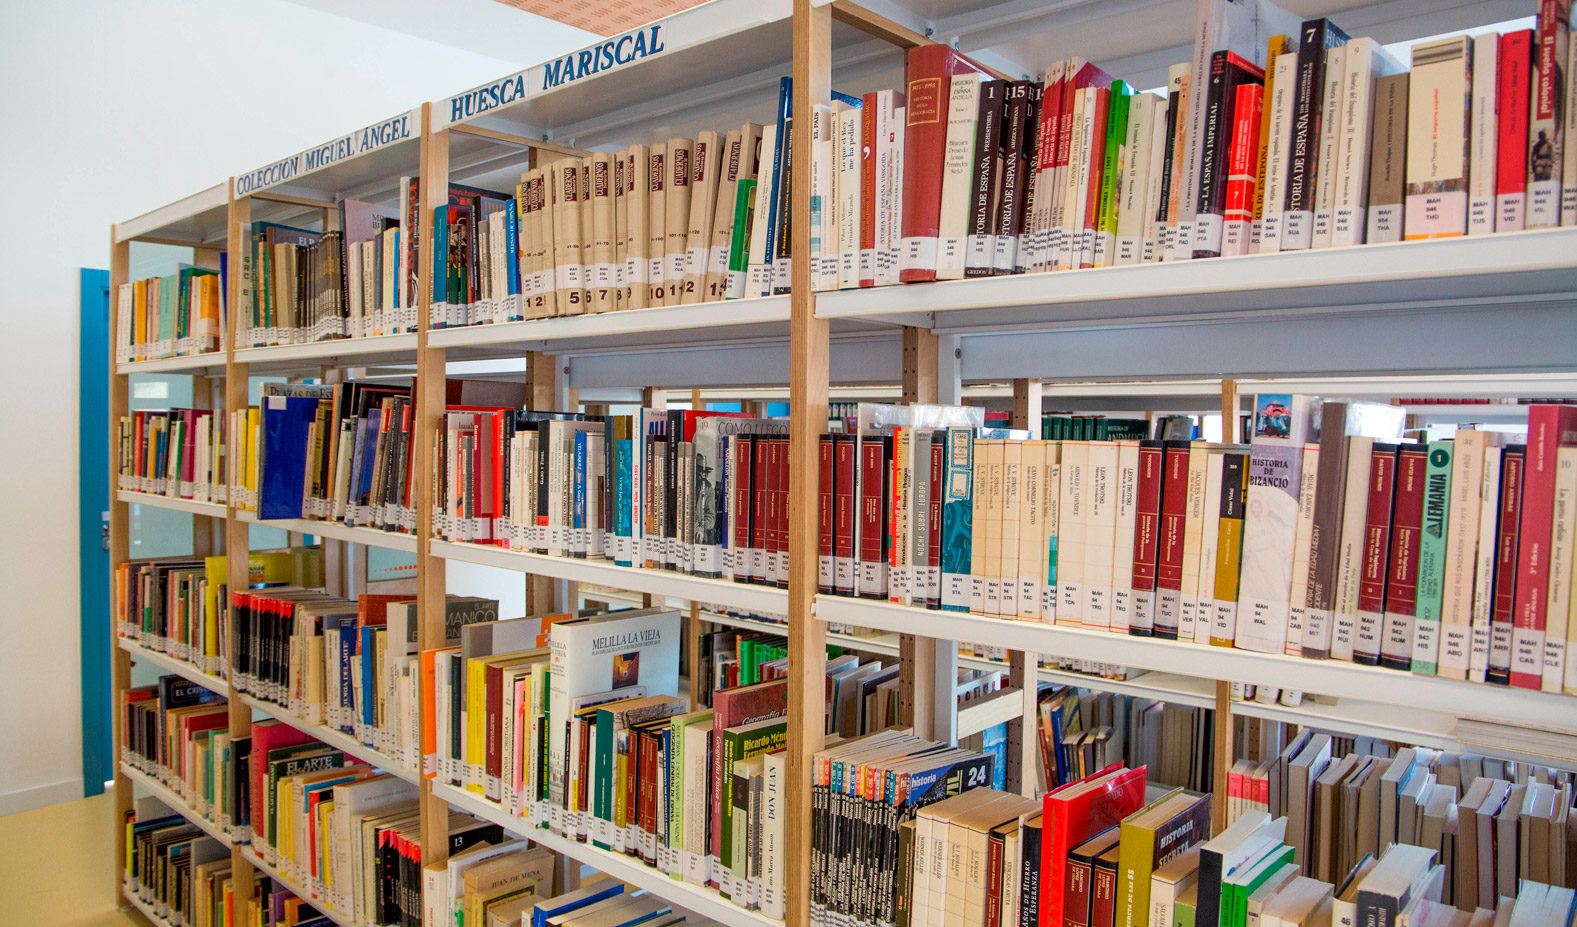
1179, 444, 1211, 643
760, 752, 785, 919
1469, 33, 1500, 235
836, 104, 863, 289
1311, 45, 1347, 249
746, 128, 778, 295
938, 74, 983, 280
1543, 447, 1577, 691
1117, 94, 1156, 265
1017, 442, 1047, 620
1565, 31, 1577, 226
1196, 450, 1225, 646
884, 105, 906, 286
1111, 440, 1141, 633
1471, 446, 1504, 684
1528, 8, 1570, 228
1285, 444, 1321, 655
1333, 38, 1406, 246
1407, 36, 1473, 239
1438, 430, 1489, 679
1083, 441, 1119, 631
1057, 441, 1089, 626
1259, 54, 1300, 253
1331, 437, 1375, 663
1235, 396, 1316, 654
1060, 88, 1091, 271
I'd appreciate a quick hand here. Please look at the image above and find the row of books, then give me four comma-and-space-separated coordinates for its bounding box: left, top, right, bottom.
124, 802, 251, 927
818, 398, 1577, 694
122, 677, 232, 836
117, 407, 227, 502
116, 547, 324, 680
1035, 687, 1216, 796
1225, 733, 1577, 907
116, 265, 225, 362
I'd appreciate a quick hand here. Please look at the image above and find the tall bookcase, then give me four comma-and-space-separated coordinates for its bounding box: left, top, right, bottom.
109, 1, 1577, 925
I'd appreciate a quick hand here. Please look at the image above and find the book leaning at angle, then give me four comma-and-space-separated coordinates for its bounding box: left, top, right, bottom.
546, 607, 681, 811
1234, 394, 1318, 654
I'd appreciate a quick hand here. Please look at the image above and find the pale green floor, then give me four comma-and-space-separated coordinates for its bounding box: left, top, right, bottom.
1, 792, 148, 927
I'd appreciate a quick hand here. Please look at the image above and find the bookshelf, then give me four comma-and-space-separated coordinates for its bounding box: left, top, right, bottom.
106, 0, 1577, 924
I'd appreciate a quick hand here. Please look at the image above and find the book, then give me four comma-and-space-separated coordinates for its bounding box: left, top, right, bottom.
1405, 36, 1473, 239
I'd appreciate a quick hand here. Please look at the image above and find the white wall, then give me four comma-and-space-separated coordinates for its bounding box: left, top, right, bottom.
0, 0, 592, 813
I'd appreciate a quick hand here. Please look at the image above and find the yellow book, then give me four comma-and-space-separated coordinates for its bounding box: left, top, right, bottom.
246, 408, 261, 507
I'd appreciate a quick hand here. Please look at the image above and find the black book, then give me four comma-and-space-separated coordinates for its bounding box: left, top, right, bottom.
994, 81, 1032, 274
1194, 50, 1265, 257
966, 80, 1008, 277
1285, 19, 1350, 222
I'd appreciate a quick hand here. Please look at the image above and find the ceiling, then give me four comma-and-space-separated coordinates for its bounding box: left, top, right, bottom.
487, 0, 707, 34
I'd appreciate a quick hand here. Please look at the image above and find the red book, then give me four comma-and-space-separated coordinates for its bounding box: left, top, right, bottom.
1511, 406, 1577, 687
1355, 444, 1398, 666
1079, 88, 1111, 269
985, 827, 1006, 927
1381, 445, 1429, 672
1490, 447, 1527, 684
900, 44, 991, 282
709, 680, 786, 865
1155, 441, 1192, 639
732, 435, 754, 582
485, 662, 504, 786
249, 719, 317, 838
1037, 764, 1147, 927
1497, 31, 1535, 231
861, 93, 879, 287
1054, 62, 1115, 268
859, 438, 889, 598
752, 436, 770, 584
819, 435, 835, 593
1130, 440, 1165, 636
772, 435, 790, 588
1221, 82, 1265, 251
1090, 847, 1120, 927
834, 435, 858, 595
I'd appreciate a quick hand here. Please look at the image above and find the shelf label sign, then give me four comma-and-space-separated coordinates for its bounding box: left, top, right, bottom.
437, 23, 667, 129
234, 110, 417, 196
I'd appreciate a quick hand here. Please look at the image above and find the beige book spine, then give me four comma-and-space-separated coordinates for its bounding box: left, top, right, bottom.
705, 128, 746, 302
983, 440, 1006, 618
1195, 450, 1225, 646
1543, 447, 1577, 692
1017, 441, 1047, 620
1043, 446, 1062, 623
1439, 429, 1488, 679
682, 130, 722, 304
1083, 440, 1119, 632
536, 169, 559, 318
1001, 440, 1024, 619
1058, 440, 1089, 626
1332, 438, 1374, 662
1178, 443, 1209, 642
553, 161, 581, 315
970, 439, 989, 615
1111, 440, 1140, 632
664, 137, 694, 304
1059, 88, 1088, 271
647, 143, 667, 306
613, 149, 627, 311
626, 145, 649, 311
590, 152, 616, 313
578, 158, 593, 313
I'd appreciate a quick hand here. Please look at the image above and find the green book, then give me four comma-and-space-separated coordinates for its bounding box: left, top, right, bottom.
1413, 440, 1454, 675
718, 716, 787, 892
726, 178, 757, 296
666, 710, 712, 879
264, 746, 343, 850
1221, 845, 1294, 927
1174, 882, 1198, 927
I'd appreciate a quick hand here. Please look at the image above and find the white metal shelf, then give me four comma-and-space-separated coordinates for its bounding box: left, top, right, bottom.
238, 845, 352, 927
431, 782, 784, 927
817, 228, 1577, 333
234, 333, 419, 373
239, 694, 421, 785
117, 490, 228, 519
115, 352, 227, 376
431, 297, 794, 357
122, 879, 181, 927
236, 510, 419, 552
119, 638, 230, 696
116, 182, 229, 246
120, 761, 232, 846
814, 595, 1577, 731
431, 540, 790, 615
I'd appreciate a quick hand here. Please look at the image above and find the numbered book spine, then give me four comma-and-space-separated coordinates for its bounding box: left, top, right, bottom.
1412, 440, 1455, 675
1285, 19, 1350, 251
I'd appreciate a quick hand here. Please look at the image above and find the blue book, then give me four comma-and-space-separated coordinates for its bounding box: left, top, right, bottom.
574, 432, 587, 558
760, 76, 793, 285
355, 414, 383, 512
258, 395, 321, 519
505, 199, 521, 299
360, 625, 377, 732
432, 205, 449, 308
531, 882, 626, 927
981, 722, 1008, 791
614, 439, 632, 567
324, 614, 358, 732
390, 228, 402, 312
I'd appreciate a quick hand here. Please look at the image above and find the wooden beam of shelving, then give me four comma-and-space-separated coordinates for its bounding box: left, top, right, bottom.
829, 0, 1013, 79
416, 105, 454, 871
1212, 379, 1238, 836
787, 3, 831, 927
248, 190, 337, 210
640, 387, 667, 610
898, 326, 951, 742
109, 227, 133, 905
526, 351, 561, 616
223, 183, 258, 922
131, 235, 228, 250
449, 123, 591, 160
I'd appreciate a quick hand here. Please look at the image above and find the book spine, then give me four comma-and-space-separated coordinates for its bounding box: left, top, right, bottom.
859, 438, 889, 598
1489, 447, 1526, 684
1405, 37, 1472, 239
1513, 408, 1576, 688
1213, 453, 1250, 646
1382, 446, 1428, 672
1155, 443, 1191, 639
967, 82, 1006, 277
861, 94, 878, 286
901, 45, 961, 282
1221, 84, 1264, 256
1469, 34, 1501, 234
1498, 32, 1535, 233
819, 435, 835, 593
834, 435, 857, 596
1528, 0, 1571, 226
1356, 446, 1398, 666
1131, 442, 1164, 637
1286, 20, 1348, 250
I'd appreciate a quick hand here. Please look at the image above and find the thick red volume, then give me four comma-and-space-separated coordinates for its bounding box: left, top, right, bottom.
1498, 32, 1535, 204
900, 45, 991, 282
733, 435, 754, 581
1222, 83, 1265, 229
1356, 445, 1399, 663
984, 830, 1005, 927
861, 92, 879, 287
834, 435, 857, 595
1511, 405, 1577, 687
859, 439, 888, 598
1090, 857, 1118, 927
1384, 446, 1429, 625
819, 435, 835, 593
752, 436, 770, 584
1155, 442, 1192, 638
1038, 765, 1147, 927
1490, 448, 1526, 684
772, 435, 790, 587
1057, 61, 1116, 214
